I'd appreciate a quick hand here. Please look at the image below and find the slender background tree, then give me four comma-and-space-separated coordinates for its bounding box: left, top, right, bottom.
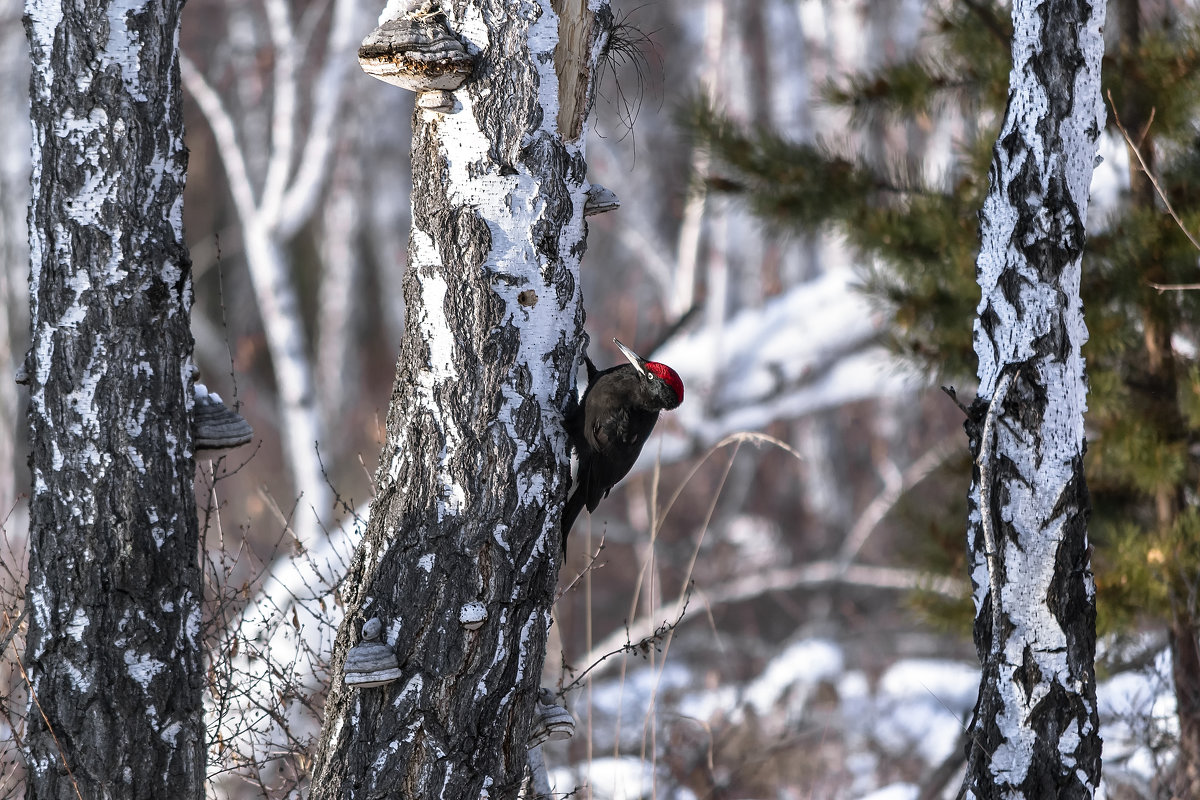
958, 0, 1106, 793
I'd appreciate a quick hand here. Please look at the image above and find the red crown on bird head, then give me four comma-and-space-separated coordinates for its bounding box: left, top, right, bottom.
646, 361, 684, 404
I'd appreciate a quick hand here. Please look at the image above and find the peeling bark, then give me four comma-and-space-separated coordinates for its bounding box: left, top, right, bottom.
961, 1, 1105, 797
22, 1, 204, 798
308, 2, 610, 798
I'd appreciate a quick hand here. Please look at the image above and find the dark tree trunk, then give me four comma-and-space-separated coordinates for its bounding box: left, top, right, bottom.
960, 1, 1106, 797
308, 1, 611, 798
1114, 1, 1200, 795
22, 2, 204, 798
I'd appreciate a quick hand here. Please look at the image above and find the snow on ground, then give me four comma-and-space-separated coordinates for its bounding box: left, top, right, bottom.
550, 757, 695, 800
858, 785, 919, 800
869, 658, 978, 764
742, 637, 844, 718
562, 635, 1177, 799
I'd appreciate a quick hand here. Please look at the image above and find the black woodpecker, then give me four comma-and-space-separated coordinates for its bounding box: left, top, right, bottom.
562, 338, 685, 550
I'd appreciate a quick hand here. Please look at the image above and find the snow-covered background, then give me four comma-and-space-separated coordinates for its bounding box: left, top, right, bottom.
0, 0, 1181, 798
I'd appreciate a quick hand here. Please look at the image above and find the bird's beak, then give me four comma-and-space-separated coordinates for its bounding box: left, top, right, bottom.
613, 338, 649, 379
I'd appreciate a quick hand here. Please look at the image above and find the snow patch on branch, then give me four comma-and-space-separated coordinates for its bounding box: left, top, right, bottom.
653, 269, 922, 467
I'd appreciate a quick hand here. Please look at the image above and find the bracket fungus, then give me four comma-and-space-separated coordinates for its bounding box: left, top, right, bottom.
528, 688, 575, 748
358, 3, 474, 96
458, 601, 487, 631
583, 184, 620, 217
416, 89, 457, 113
343, 617, 403, 688
192, 383, 253, 452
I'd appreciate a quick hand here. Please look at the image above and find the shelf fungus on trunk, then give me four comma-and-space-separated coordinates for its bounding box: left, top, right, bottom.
583, 184, 620, 216
357, 2, 474, 106
527, 688, 575, 748
343, 617, 403, 688
192, 383, 253, 452
458, 601, 487, 631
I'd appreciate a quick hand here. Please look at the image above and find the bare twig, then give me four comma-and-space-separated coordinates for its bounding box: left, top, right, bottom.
1105, 90, 1200, 273
978, 368, 1015, 657
574, 562, 964, 688
836, 437, 958, 571
14, 648, 83, 800
0, 606, 26, 661
559, 584, 694, 696
556, 532, 608, 600
655, 431, 803, 530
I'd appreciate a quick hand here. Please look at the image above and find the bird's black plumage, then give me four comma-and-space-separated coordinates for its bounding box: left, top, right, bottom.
561, 339, 684, 550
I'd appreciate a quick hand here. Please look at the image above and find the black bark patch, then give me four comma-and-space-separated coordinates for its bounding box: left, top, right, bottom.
1013, 643, 1043, 701
998, 264, 1024, 315
1019, 679, 1100, 798
977, 301, 1002, 366
1046, 458, 1096, 674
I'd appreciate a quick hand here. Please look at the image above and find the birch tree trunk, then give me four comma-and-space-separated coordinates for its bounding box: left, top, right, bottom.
22, 1, 204, 797
308, 1, 611, 797
961, 0, 1106, 796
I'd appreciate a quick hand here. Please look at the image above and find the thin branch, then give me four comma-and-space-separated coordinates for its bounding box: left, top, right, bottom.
1148, 282, 1200, 292
278, 0, 360, 238
556, 532, 608, 600
14, 643, 84, 800
587, 133, 678, 301
179, 53, 259, 221
654, 431, 804, 531
572, 561, 964, 688
1105, 90, 1200, 266
0, 605, 26, 660
560, 585, 694, 696
978, 367, 1015, 658
259, 0, 299, 228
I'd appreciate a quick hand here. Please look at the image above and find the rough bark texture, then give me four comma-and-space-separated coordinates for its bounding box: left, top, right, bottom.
22, 1, 204, 798
961, 1, 1105, 797
308, 2, 610, 798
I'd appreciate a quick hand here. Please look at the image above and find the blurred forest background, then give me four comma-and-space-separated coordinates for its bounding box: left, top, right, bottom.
0, 0, 1193, 798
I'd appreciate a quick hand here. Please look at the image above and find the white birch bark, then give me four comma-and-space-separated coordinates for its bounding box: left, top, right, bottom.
962, 1, 1106, 795
308, 0, 612, 795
